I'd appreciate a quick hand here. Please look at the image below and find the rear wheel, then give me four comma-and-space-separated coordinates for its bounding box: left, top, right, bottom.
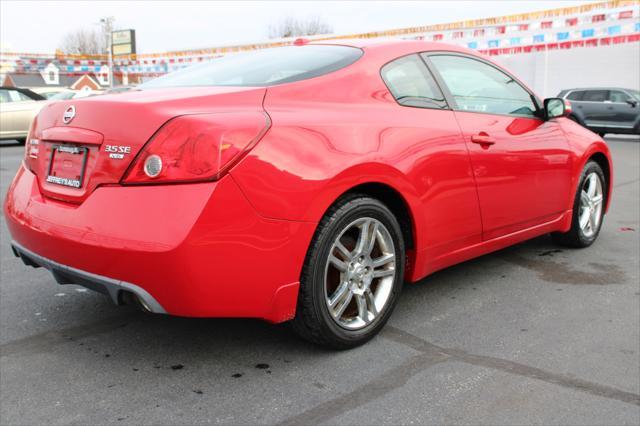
552, 161, 606, 248
292, 195, 405, 349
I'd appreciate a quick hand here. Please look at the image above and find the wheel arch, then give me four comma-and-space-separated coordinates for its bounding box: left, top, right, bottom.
310, 171, 425, 280
334, 182, 416, 251
587, 151, 612, 211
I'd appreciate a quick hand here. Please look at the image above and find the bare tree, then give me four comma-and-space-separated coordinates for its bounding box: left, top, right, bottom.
59, 28, 106, 55
268, 16, 333, 39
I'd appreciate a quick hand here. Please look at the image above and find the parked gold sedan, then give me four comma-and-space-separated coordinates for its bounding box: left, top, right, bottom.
0, 87, 46, 143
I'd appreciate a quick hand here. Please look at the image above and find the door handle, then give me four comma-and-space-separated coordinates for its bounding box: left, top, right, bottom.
471, 133, 496, 146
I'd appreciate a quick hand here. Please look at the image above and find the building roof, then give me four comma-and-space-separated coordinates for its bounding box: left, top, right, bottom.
4, 72, 107, 89
5, 72, 77, 88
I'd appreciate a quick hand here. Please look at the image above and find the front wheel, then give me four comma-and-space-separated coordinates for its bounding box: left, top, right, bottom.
552, 161, 606, 248
292, 195, 405, 349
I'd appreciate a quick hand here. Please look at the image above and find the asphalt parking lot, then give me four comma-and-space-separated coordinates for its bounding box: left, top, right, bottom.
0, 137, 638, 425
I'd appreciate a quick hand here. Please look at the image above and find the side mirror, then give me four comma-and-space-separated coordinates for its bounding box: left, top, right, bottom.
544, 98, 571, 120
626, 99, 638, 108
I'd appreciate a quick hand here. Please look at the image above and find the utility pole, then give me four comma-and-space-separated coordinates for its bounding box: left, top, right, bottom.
100, 16, 115, 88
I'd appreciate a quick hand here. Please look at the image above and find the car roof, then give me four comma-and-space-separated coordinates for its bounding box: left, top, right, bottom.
564, 87, 636, 92
310, 38, 476, 56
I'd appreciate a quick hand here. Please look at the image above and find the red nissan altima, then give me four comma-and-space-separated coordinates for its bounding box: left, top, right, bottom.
5, 40, 612, 348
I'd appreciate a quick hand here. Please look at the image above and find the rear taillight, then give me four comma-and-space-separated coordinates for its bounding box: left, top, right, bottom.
564, 99, 572, 115
23, 117, 39, 173
122, 112, 270, 184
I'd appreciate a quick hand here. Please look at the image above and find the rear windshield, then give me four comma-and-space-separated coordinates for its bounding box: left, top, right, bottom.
140, 45, 363, 88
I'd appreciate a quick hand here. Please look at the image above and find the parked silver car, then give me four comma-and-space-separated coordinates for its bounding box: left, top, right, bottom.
558, 87, 640, 136
0, 87, 47, 143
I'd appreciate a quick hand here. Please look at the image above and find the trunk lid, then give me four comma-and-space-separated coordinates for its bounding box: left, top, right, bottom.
28, 86, 266, 203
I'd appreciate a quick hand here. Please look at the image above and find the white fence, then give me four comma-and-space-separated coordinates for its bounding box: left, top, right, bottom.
494, 42, 640, 98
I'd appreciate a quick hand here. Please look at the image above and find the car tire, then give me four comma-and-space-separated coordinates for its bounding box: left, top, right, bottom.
291, 194, 405, 349
552, 161, 607, 248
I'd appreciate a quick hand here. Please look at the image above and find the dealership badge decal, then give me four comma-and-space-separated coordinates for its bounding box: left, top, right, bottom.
62, 106, 76, 124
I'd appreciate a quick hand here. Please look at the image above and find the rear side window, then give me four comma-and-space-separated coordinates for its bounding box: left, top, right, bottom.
582, 90, 608, 102
428, 54, 538, 117
566, 91, 584, 101
381, 55, 447, 109
140, 45, 363, 88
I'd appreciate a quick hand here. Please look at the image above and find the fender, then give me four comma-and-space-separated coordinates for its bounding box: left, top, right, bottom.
579, 142, 613, 213
560, 118, 613, 212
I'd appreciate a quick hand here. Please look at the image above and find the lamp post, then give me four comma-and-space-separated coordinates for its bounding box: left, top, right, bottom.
100, 17, 114, 88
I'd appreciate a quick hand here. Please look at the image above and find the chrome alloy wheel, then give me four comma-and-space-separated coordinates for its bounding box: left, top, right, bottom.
579, 172, 604, 238
324, 217, 397, 330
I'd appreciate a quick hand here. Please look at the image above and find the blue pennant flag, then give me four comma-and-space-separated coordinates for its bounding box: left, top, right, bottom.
608, 25, 621, 35
581, 29, 595, 38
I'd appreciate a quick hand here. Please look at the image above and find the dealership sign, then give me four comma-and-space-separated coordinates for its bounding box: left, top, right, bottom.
112, 29, 136, 56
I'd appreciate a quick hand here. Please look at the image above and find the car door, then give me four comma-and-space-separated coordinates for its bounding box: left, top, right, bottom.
425, 53, 574, 240
0, 89, 17, 136
379, 54, 483, 259
1, 90, 31, 136
578, 90, 611, 128
607, 90, 639, 130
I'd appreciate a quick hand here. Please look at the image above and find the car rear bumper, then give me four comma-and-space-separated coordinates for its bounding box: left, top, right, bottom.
11, 240, 167, 313
4, 165, 317, 322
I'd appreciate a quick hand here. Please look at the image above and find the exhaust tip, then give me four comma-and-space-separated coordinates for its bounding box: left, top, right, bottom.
119, 290, 152, 313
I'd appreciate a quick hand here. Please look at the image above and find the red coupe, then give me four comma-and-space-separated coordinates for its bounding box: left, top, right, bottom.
5, 40, 612, 348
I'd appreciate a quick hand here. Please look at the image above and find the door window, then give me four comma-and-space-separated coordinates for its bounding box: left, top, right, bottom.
428, 54, 538, 117
608, 90, 632, 103
381, 55, 447, 109
0, 89, 10, 103
582, 90, 608, 102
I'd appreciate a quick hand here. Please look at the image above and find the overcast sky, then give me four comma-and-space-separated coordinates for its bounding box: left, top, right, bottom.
1, 1, 601, 53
